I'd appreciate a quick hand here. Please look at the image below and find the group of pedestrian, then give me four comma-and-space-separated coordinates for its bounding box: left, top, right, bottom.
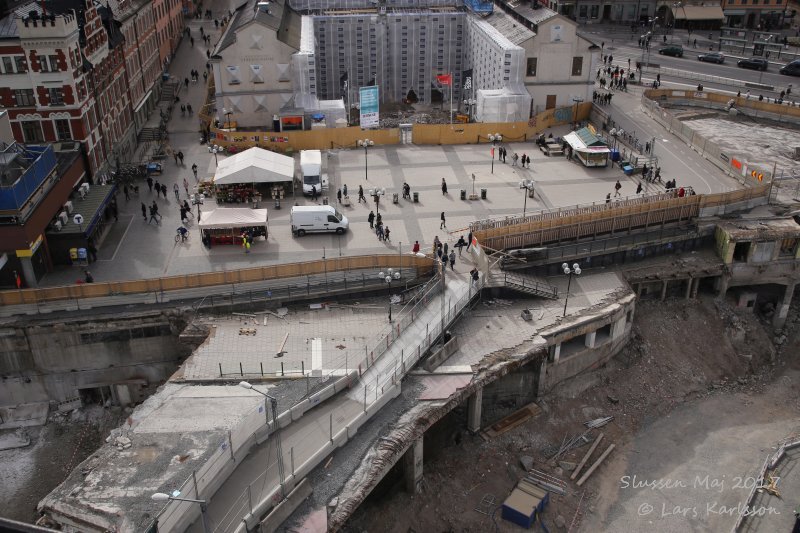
172, 151, 185, 166
241, 230, 254, 253
497, 145, 508, 163
594, 91, 614, 105
336, 183, 349, 203
433, 237, 456, 271
146, 177, 170, 199
146, 201, 162, 225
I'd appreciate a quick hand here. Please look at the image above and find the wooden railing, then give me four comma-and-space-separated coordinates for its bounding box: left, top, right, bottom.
0, 255, 436, 306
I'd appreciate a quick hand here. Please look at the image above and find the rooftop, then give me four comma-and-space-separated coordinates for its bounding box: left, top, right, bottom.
216, 0, 302, 55
481, 8, 535, 45
719, 218, 800, 240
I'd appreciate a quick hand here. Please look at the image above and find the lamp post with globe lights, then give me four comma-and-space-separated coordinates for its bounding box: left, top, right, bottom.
562, 262, 582, 317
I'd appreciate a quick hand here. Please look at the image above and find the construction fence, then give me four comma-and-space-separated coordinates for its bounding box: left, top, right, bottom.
0, 254, 436, 307
203, 102, 593, 154
640, 89, 797, 183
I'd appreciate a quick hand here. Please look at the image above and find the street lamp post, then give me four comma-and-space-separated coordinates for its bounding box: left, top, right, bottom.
151, 493, 210, 533
373, 188, 385, 214
238, 381, 286, 500
463, 98, 476, 122
209, 144, 220, 166
222, 108, 233, 130
562, 262, 582, 317
520, 180, 535, 216
489, 133, 502, 174
357, 139, 374, 181
379, 269, 401, 322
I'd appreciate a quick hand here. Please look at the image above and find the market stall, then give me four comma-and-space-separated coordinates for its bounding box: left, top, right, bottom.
213, 147, 294, 208
198, 207, 269, 246
563, 127, 611, 168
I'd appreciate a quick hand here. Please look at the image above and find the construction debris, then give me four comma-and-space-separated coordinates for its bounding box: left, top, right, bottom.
571, 433, 604, 481
483, 403, 542, 439
474, 494, 496, 516
576, 443, 616, 487
525, 469, 567, 496
238, 328, 257, 336
584, 416, 614, 429
275, 332, 289, 358
548, 431, 593, 461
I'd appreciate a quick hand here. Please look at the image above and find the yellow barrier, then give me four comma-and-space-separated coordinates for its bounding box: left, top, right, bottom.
0, 255, 436, 306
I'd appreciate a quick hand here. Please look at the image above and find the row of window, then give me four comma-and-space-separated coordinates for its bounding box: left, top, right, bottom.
522, 57, 583, 77
728, 0, 778, 4
20, 118, 72, 143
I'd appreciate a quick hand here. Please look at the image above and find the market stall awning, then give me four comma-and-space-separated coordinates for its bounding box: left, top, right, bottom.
198, 208, 268, 229
672, 5, 724, 21
563, 127, 610, 152
214, 147, 294, 185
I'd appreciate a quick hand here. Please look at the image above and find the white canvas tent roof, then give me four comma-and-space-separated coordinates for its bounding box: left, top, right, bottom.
198, 208, 268, 229
213, 147, 294, 185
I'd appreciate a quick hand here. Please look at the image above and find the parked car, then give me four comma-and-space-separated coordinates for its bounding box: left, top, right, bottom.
737, 57, 769, 71
697, 52, 725, 64
780, 59, 800, 76
658, 45, 684, 57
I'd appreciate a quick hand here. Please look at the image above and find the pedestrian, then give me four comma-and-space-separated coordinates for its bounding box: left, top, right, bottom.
412, 240, 420, 254
605, 193, 612, 203
180, 206, 187, 222
141, 202, 147, 221
470, 268, 479, 288
342, 184, 348, 198
311, 185, 317, 201
84, 270, 94, 283
203, 70, 208, 81
636, 182, 643, 194
376, 212, 382, 227
174, 183, 180, 201
337, 188, 342, 203
377, 224, 384, 241
358, 185, 365, 203
192, 163, 198, 180
161, 183, 167, 199
384, 226, 390, 242
642, 163, 648, 177
178, 151, 184, 165
110, 198, 118, 221
443, 242, 449, 258
466, 231, 473, 251
437, 243, 443, 260
368, 210, 375, 229
441, 178, 448, 195
173, 151, 179, 164
449, 250, 456, 271
147, 176, 153, 192
693, 38, 697, 48
123, 184, 130, 201
187, 104, 192, 114
190, 36, 194, 47
184, 77, 189, 88
440, 211, 446, 229
502, 146, 507, 163
148, 205, 159, 225
512, 152, 519, 166
746, 90, 751, 99
645, 141, 650, 153
523, 154, 529, 168
455, 235, 466, 255
154, 179, 161, 196
181, 104, 186, 116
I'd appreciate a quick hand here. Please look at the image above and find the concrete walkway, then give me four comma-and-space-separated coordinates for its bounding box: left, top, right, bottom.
190, 274, 472, 532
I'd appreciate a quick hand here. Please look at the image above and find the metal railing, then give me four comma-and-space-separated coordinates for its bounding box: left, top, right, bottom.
490, 271, 559, 299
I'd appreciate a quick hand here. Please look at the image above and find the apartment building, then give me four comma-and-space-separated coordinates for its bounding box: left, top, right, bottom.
546, 0, 659, 23
722, 0, 790, 29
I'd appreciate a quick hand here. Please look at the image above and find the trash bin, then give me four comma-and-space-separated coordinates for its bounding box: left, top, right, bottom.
480, 188, 487, 200
413, 191, 419, 203
274, 198, 281, 209
460, 189, 466, 200
393, 193, 399, 204
323, 197, 329, 205
528, 188, 535, 199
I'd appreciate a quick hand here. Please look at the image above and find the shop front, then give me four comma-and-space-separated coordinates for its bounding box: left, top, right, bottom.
199, 207, 269, 247
563, 127, 611, 168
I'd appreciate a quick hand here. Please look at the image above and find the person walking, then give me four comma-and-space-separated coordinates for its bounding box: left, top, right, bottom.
384, 226, 390, 242
377, 224, 384, 241
343, 184, 348, 198
443, 242, 449, 257
440, 211, 446, 229
181, 104, 186, 116
147, 176, 153, 192
614, 180, 622, 197
636, 182, 643, 195
437, 243, 443, 260
154, 180, 161, 196
161, 183, 168, 199
141, 202, 147, 221
441, 178, 448, 195
184, 77, 189, 88
183, 177, 189, 196
466, 231, 473, 251
123, 184, 130, 201
368, 210, 375, 229
337, 188, 342, 203
449, 250, 456, 271
455, 235, 467, 255
605, 193, 612, 203
375, 212, 382, 227
512, 152, 519, 167
178, 151, 184, 165
186, 104, 192, 115
358, 185, 365, 203
192, 163, 198, 180
412, 240, 420, 254
174, 183, 180, 201
148, 205, 159, 225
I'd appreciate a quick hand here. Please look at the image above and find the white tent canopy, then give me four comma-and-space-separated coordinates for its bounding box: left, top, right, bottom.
213, 147, 294, 185
198, 208, 268, 229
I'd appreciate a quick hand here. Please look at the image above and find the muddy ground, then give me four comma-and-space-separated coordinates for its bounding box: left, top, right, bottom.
343, 295, 800, 533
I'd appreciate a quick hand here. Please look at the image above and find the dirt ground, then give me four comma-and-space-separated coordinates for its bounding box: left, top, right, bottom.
343, 295, 800, 533
0, 405, 125, 524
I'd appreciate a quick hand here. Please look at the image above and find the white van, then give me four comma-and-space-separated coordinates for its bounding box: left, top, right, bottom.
300, 150, 327, 196
290, 205, 349, 236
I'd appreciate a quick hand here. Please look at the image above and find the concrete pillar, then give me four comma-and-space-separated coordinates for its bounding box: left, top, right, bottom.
773, 283, 796, 329
716, 275, 729, 298
660, 280, 668, 301
19, 256, 39, 288
611, 316, 626, 340
691, 278, 700, 299
467, 387, 483, 434
585, 330, 597, 348
552, 343, 561, 363
684, 278, 693, 300
403, 436, 423, 494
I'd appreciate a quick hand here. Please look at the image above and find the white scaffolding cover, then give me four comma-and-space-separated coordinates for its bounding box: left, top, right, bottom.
475, 87, 531, 123
198, 208, 269, 229
214, 147, 294, 185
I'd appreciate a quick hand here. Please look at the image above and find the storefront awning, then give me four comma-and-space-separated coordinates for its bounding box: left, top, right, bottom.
198, 208, 268, 230
672, 5, 725, 21
724, 10, 746, 16
213, 147, 294, 185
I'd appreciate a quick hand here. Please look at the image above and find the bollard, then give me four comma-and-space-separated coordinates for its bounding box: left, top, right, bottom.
239, 362, 243, 376
219, 362, 223, 377
281, 362, 285, 376
301, 360, 305, 375
260, 362, 264, 376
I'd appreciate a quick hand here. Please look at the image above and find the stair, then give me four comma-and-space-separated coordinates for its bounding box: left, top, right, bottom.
160, 81, 179, 103
486, 270, 559, 300
138, 127, 164, 142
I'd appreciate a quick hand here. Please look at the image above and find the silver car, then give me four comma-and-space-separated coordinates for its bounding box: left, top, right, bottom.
698, 52, 725, 64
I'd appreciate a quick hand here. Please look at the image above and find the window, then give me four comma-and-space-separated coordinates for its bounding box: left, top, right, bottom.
1, 57, 12, 73
590, 5, 599, 18
526, 57, 537, 76
21, 121, 43, 143
39, 55, 50, 72
15, 56, 26, 72
572, 56, 583, 76
49, 55, 60, 71
14, 89, 34, 106
54, 119, 71, 140
48, 88, 64, 105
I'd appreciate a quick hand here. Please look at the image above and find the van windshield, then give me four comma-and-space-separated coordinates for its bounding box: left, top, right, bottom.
303, 175, 320, 185
333, 208, 344, 222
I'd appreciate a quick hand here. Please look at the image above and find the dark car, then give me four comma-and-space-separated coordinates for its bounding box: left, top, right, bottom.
737, 57, 769, 71
780, 60, 800, 76
658, 45, 684, 58
698, 52, 725, 64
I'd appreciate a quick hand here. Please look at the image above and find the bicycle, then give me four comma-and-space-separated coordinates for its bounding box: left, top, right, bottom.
175, 229, 189, 243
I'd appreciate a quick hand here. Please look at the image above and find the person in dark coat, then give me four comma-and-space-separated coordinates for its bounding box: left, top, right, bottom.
141, 202, 147, 221
441, 178, 448, 195
368, 210, 375, 229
